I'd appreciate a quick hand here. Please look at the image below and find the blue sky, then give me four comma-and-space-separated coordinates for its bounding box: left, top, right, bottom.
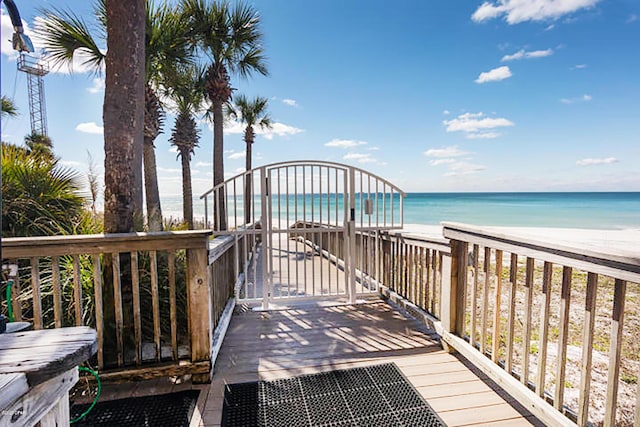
2, 0, 639, 206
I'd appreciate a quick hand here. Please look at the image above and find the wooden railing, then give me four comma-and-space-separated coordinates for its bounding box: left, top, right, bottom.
441, 222, 640, 427
376, 231, 449, 320
362, 223, 639, 427
297, 222, 449, 315
1, 230, 241, 383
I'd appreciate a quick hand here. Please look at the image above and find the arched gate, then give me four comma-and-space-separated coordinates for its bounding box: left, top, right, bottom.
201, 161, 405, 309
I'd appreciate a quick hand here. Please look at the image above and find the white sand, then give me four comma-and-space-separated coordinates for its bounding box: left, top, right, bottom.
399, 223, 640, 262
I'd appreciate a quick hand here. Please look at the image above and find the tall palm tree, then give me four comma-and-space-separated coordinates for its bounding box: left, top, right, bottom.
181, 0, 268, 230
35, 0, 193, 231
35, 0, 141, 223
227, 95, 271, 223
1, 95, 19, 119
103, 0, 146, 366
143, 2, 194, 231
164, 64, 206, 229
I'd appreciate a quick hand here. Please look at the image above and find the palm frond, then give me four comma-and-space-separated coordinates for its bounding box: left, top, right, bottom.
1, 95, 19, 118
234, 45, 268, 79
146, 1, 195, 83
34, 6, 105, 74
231, 94, 271, 130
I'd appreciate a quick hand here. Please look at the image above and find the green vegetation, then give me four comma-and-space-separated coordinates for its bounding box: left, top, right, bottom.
1, 95, 19, 118
1, 141, 93, 237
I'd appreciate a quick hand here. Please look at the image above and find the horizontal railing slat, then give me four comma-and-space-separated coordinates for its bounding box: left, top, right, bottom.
443, 224, 640, 283
3, 231, 212, 258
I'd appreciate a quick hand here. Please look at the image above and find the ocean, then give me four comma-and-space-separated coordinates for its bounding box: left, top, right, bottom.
161, 192, 640, 230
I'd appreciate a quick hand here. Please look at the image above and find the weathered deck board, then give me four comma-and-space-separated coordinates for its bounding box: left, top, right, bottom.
196, 300, 544, 427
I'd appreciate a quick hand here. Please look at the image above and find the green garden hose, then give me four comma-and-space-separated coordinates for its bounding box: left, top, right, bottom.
5, 278, 14, 322
70, 366, 102, 423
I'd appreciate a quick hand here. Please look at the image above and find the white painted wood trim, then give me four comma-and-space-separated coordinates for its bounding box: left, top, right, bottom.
209, 298, 236, 380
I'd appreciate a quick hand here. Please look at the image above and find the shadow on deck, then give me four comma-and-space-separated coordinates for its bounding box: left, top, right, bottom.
193, 300, 544, 426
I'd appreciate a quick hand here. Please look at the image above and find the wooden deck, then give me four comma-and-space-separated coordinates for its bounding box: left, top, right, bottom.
190, 300, 544, 426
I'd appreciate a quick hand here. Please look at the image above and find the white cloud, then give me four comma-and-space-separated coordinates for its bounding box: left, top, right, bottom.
471, 0, 601, 24
466, 132, 501, 139
443, 112, 514, 139
475, 66, 512, 83
282, 99, 298, 107
343, 153, 377, 164
75, 122, 103, 135
195, 161, 212, 168
429, 159, 456, 166
87, 77, 105, 94
325, 139, 368, 148
443, 110, 450, 115
501, 48, 553, 61
444, 161, 486, 177
576, 157, 618, 166
228, 151, 246, 160
423, 146, 470, 158
169, 146, 178, 153
261, 122, 304, 140
572, 64, 587, 69
224, 119, 303, 140
560, 94, 592, 104
424, 146, 484, 176
626, 14, 638, 23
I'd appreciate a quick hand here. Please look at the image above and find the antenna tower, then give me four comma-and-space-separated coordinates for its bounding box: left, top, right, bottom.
17, 53, 49, 136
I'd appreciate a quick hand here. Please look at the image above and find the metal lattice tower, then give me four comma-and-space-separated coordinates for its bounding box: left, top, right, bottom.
17, 53, 49, 136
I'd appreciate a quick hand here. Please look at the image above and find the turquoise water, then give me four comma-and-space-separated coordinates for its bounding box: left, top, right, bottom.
162, 192, 640, 230
401, 192, 640, 229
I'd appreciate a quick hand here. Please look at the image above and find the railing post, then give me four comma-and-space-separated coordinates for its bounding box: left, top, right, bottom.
187, 243, 212, 383
441, 239, 467, 352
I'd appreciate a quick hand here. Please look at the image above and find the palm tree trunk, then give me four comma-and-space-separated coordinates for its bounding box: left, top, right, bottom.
245, 141, 252, 224
143, 136, 163, 231
132, 147, 143, 224
103, 0, 145, 367
213, 99, 227, 230
181, 151, 194, 229
143, 85, 164, 232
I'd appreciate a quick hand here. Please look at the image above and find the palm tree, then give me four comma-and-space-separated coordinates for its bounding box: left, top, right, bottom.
164, 64, 206, 229
103, 0, 146, 365
143, 2, 194, 231
1, 95, 19, 119
35, 0, 193, 231
181, 0, 268, 230
35, 0, 142, 224
2, 141, 86, 237
227, 95, 271, 223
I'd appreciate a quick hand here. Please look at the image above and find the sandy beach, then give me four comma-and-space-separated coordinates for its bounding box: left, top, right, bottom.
398, 223, 640, 261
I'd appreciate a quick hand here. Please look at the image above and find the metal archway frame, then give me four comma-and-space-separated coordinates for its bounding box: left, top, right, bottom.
200, 161, 405, 308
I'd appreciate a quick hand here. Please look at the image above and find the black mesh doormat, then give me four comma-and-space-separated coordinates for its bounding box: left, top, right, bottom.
70, 389, 200, 426
222, 363, 446, 426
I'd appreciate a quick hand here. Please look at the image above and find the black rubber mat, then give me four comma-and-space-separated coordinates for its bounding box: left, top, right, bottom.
221, 363, 446, 426
70, 389, 200, 427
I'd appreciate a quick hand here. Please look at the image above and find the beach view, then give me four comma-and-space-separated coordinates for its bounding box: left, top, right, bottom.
1, 1, 639, 426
